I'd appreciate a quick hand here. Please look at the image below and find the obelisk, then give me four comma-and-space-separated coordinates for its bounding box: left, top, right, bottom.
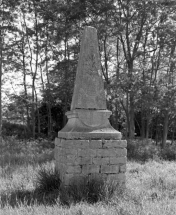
55, 26, 127, 186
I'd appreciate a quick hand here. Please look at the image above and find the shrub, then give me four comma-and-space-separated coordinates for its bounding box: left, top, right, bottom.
60, 177, 122, 205
34, 167, 122, 205
127, 138, 176, 162
2, 121, 30, 139
127, 139, 160, 162
160, 145, 176, 161
35, 168, 61, 196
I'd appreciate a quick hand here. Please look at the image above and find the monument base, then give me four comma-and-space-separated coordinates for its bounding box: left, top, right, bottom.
55, 137, 127, 186
57, 109, 122, 140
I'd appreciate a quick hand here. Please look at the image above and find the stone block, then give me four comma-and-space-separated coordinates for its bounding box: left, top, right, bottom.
96, 148, 126, 157
119, 164, 126, 173
89, 140, 102, 149
65, 148, 77, 155
109, 157, 127, 164
62, 140, 74, 148
88, 173, 106, 181
96, 149, 110, 157
74, 140, 90, 148
57, 163, 66, 175
56, 155, 65, 162
55, 148, 65, 157
103, 140, 127, 148
82, 165, 100, 174
76, 157, 92, 165
64, 174, 74, 186
55, 138, 61, 147
93, 157, 109, 165
54, 147, 59, 159
114, 148, 127, 156
78, 149, 96, 157
66, 165, 81, 174
101, 165, 119, 174
66, 155, 77, 163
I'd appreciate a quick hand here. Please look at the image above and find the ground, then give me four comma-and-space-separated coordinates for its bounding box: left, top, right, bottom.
0, 138, 176, 215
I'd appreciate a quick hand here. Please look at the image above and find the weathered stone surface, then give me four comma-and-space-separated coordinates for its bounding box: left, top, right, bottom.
76, 157, 92, 165
89, 173, 108, 181
58, 109, 122, 140
58, 129, 122, 139
55, 139, 127, 186
82, 165, 100, 174
101, 165, 119, 174
119, 164, 126, 173
96, 148, 126, 157
90, 140, 102, 149
66, 155, 77, 163
110, 157, 127, 164
55, 26, 126, 187
57, 26, 122, 139
66, 165, 81, 174
55, 138, 61, 147
78, 149, 96, 157
64, 174, 74, 186
93, 157, 109, 165
71, 26, 106, 110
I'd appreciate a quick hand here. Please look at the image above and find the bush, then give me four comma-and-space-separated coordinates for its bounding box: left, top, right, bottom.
127, 138, 176, 162
35, 167, 61, 196
2, 121, 30, 139
160, 145, 176, 160
127, 139, 160, 162
34, 167, 122, 205
60, 178, 122, 205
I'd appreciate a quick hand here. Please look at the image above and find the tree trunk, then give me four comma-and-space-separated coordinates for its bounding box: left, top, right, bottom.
0, 30, 2, 144
161, 110, 169, 148
35, 89, 40, 135
21, 36, 30, 133
141, 110, 145, 139
45, 32, 52, 136
115, 102, 118, 130
126, 92, 130, 138
129, 92, 135, 139
31, 84, 35, 138
155, 115, 159, 145
128, 59, 135, 139
146, 113, 150, 139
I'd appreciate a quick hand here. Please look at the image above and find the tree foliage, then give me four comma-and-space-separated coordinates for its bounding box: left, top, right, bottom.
1, 0, 176, 146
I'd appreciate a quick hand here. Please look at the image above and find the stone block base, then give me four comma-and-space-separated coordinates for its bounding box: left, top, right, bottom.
55, 138, 127, 186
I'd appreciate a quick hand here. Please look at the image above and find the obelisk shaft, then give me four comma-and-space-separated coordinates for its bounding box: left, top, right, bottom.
71, 26, 106, 110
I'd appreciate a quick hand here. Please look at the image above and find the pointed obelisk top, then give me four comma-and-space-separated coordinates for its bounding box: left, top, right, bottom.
71, 26, 107, 110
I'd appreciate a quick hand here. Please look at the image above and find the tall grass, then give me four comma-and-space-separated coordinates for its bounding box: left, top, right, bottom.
0, 137, 176, 215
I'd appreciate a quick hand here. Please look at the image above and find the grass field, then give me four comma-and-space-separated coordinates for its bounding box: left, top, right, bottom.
1, 138, 176, 215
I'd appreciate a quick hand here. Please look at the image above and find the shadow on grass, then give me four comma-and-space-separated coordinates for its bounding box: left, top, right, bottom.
0, 180, 123, 208
0, 189, 60, 208
0, 166, 124, 208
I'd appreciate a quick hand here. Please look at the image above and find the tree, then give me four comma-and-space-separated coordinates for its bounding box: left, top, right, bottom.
0, 0, 19, 142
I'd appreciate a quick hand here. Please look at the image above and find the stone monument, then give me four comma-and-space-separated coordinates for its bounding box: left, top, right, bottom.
55, 26, 127, 186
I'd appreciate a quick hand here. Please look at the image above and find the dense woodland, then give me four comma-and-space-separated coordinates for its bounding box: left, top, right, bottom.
0, 0, 176, 147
